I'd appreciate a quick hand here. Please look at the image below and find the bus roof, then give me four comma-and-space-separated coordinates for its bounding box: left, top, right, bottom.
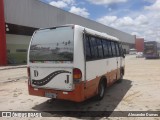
38, 24, 119, 42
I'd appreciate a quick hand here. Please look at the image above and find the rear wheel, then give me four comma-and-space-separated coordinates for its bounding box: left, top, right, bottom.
96, 79, 106, 100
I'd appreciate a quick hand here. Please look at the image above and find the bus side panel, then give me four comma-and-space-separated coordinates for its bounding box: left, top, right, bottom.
73, 26, 85, 81
84, 58, 118, 98
86, 58, 117, 82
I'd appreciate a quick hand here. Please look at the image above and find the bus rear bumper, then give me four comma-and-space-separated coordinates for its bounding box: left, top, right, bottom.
28, 82, 85, 102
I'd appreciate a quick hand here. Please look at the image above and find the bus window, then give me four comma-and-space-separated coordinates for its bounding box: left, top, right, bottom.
30, 27, 74, 61
119, 43, 124, 56
108, 41, 113, 57
90, 36, 98, 59
86, 36, 92, 61
115, 42, 120, 57
102, 40, 109, 58
111, 41, 116, 57
96, 38, 104, 58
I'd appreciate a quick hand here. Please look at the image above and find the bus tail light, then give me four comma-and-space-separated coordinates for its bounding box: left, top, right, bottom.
73, 68, 82, 83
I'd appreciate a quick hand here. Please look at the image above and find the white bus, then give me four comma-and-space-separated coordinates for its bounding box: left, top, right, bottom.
27, 25, 125, 102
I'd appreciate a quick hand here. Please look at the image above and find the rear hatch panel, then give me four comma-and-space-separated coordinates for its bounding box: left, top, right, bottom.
30, 67, 74, 91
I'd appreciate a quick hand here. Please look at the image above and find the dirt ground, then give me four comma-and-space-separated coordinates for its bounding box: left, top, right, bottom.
0, 55, 160, 120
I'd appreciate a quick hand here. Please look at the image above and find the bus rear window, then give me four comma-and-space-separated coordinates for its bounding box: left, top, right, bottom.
29, 27, 74, 61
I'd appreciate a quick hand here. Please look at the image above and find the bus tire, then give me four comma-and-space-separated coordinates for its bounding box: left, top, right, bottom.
96, 79, 106, 100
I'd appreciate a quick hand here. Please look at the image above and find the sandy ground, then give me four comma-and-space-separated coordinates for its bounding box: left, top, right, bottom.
0, 55, 160, 120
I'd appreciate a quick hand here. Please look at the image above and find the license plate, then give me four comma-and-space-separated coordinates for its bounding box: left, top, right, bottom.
45, 92, 57, 98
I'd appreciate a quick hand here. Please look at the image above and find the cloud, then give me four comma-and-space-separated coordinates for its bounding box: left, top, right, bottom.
49, 1, 67, 8
135, 15, 148, 25
144, 30, 154, 35
115, 17, 134, 26
144, 0, 160, 10
63, 0, 74, 4
97, 16, 117, 25
143, 0, 160, 41
131, 32, 141, 37
95, 0, 160, 41
49, 0, 75, 8
69, 6, 90, 18
49, 0, 90, 18
87, 0, 127, 5
97, 15, 147, 27
97, 14, 150, 39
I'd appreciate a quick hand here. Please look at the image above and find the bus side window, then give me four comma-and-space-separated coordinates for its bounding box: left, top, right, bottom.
102, 40, 109, 58
96, 38, 104, 59
86, 36, 92, 61
111, 41, 117, 57
119, 43, 124, 56
118, 43, 121, 56
108, 41, 113, 57
90, 36, 98, 60
115, 42, 120, 57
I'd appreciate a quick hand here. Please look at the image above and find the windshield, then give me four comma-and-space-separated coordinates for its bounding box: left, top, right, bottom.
29, 26, 74, 61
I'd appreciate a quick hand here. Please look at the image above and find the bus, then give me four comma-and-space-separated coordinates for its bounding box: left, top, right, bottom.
144, 41, 160, 59
27, 25, 125, 102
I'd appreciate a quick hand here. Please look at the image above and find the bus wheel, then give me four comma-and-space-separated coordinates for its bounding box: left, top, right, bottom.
96, 79, 106, 100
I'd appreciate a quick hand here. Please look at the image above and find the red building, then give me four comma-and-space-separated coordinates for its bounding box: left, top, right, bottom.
0, 0, 7, 65
135, 38, 144, 52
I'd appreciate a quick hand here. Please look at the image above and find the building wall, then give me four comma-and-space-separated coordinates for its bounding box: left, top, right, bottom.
122, 43, 132, 54
4, 0, 135, 44
135, 38, 144, 52
6, 34, 31, 64
4, 0, 135, 64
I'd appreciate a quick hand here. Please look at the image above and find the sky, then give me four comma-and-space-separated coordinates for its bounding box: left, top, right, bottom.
40, 0, 160, 42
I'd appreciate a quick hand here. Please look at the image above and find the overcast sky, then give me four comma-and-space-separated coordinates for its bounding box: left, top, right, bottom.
40, 0, 160, 42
